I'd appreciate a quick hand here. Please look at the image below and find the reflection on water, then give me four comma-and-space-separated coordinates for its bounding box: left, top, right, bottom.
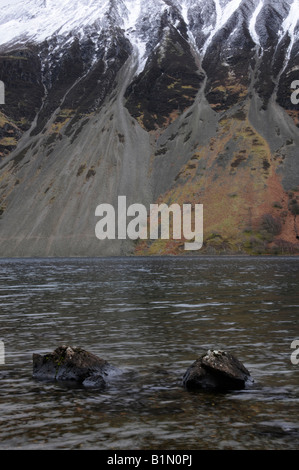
0, 256, 298, 449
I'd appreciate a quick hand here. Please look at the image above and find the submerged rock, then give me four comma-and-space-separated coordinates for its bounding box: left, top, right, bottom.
183, 350, 252, 391
32, 345, 114, 388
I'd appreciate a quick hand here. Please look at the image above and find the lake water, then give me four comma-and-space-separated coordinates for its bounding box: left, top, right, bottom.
0, 256, 298, 450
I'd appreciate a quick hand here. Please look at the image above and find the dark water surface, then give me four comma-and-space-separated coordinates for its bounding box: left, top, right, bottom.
0, 256, 298, 450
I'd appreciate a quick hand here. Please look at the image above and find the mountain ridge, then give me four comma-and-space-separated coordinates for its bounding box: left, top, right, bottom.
0, 0, 298, 257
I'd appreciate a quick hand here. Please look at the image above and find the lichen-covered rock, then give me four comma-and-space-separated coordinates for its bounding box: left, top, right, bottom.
183, 350, 252, 391
32, 345, 113, 387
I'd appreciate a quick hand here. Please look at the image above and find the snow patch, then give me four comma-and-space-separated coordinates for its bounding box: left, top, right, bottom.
181, 1, 189, 26
123, 0, 142, 31
123, 0, 148, 76
278, 0, 299, 71
279, 0, 299, 41
249, 0, 263, 47
0, 0, 110, 46
202, 0, 243, 55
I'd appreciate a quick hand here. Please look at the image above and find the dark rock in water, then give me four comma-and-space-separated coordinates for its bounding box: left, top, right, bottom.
183, 350, 252, 391
32, 345, 113, 387
82, 373, 106, 389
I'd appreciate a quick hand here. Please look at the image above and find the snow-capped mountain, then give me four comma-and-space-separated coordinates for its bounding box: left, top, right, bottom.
0, 0, 298, 257
1, 1, 298, 70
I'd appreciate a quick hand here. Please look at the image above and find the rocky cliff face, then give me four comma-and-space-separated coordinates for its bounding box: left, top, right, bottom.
0, 0, 298, 257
